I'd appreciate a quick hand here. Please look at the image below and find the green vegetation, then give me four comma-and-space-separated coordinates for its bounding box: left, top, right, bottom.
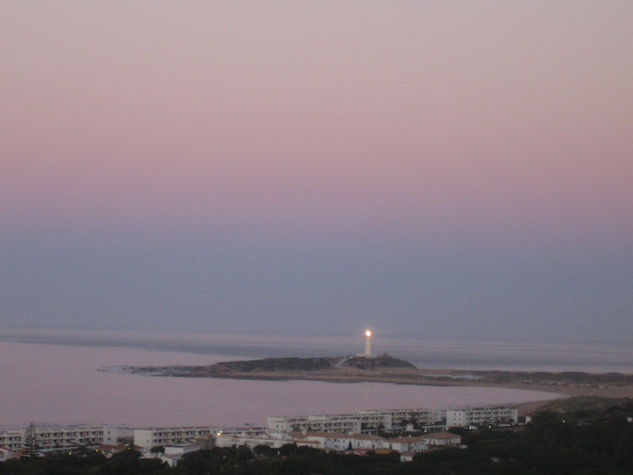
539, 396, 633, 415
202, 355, 417, 373
476, 370, 633, 385
4, 399, 633, 474
126, 358, 633, 393
133, 355, 417, 377
342, 355, 416, 370
208, 357, 339, 372
0, 448, 165, 475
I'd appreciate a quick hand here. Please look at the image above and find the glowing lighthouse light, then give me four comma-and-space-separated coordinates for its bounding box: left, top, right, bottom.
364, 329, 373, 357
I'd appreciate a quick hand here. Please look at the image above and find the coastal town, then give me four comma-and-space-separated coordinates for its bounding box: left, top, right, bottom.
1, 331, 625, 468
3, 0, 630, 471
0, 405, 518, 466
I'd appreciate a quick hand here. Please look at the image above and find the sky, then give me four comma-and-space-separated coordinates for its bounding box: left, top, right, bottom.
1, 1, 632, 343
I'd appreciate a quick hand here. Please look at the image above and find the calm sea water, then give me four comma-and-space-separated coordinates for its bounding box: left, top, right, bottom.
2, 328, 629, 429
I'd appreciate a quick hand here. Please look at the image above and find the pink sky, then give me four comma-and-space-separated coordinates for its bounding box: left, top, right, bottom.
1, 2, 632, 340
2, 1, 631, 243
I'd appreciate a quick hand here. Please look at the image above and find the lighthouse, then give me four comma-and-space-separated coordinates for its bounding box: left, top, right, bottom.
364, 329, 373, 357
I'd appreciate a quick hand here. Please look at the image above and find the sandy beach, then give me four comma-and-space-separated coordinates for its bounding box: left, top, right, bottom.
129, 361, 633, 415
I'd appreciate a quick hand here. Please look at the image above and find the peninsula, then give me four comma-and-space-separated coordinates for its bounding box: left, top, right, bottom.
113, 328, 633, 415
126, 354, 417, 379
120, 354, 633, 409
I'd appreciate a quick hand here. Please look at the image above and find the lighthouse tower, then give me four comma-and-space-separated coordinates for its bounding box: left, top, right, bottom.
364, 329, 373, 357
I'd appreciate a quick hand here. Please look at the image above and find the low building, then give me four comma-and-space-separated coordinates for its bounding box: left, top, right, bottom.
446, 407, 518, 428
291, 432, 385, 451
214, 428, 302, 449
211, 427, 461, 456
0, 447, 14, 461
143, 442, 206, 466
388, 432, 461, 453
134, 427, 215, 450
421, 432, 462, 447
97, 444, 133, 458
388, 436, 429, 453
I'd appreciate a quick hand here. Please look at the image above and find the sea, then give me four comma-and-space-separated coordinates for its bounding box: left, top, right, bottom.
1, 328, 631, 430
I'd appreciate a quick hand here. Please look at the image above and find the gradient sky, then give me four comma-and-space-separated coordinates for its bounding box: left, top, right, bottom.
1, 1, 632, 342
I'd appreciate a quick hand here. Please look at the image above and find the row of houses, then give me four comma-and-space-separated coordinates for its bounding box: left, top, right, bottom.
0, 406, 517, 460
130, 406, 516, 465
214, 428, 461, 453
131, 406, 517, 452
132, 428, 462, 466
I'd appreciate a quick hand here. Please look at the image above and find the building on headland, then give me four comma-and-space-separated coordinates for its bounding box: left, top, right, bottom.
267, 408, 446, 434
446, 407, 518, 428
133, 426, 216, 450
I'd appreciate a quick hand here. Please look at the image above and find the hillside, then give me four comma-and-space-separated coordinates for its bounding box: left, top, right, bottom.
199, 354, 416, 375
125, 354, 417, 378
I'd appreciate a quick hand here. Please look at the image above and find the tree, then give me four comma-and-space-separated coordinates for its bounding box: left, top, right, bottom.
253, 444, 276, 457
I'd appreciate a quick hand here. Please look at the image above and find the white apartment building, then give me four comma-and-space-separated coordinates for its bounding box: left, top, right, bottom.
9, 425, 119, 452
446, 407, 518, 428
268, 414, 364, 433
0, 430, 24, 451
373, 409, 446, 429
134, 427, 215, 450
268, 408, 446, 434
